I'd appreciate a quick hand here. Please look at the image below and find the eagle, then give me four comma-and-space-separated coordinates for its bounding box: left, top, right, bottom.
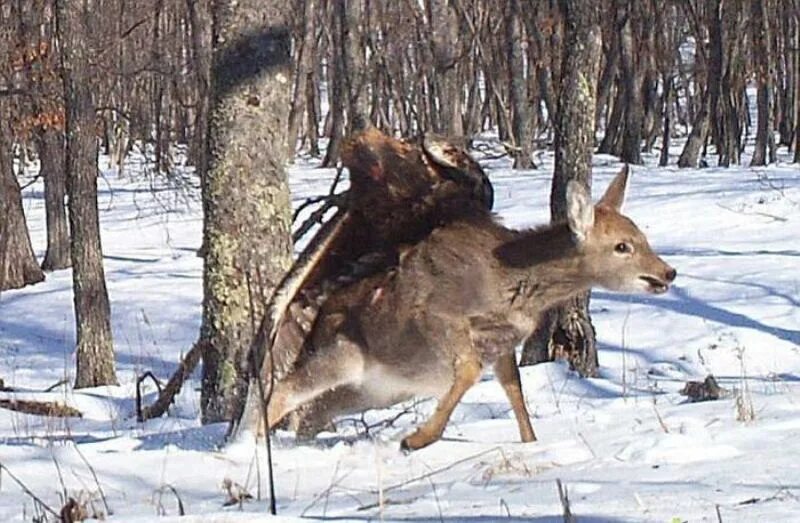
235, 126, 494, 437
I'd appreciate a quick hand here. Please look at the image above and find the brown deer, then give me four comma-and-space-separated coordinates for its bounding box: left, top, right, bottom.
263, 167, 676, 450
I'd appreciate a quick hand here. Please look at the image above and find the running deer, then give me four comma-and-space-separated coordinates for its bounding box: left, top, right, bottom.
263, 167, 676, 450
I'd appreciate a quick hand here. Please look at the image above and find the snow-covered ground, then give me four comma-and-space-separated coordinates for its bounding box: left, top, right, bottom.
1, 143, 799, 522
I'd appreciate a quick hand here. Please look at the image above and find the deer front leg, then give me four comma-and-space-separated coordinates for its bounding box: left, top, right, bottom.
493, 351, 536, 442
400, 356, 482, 451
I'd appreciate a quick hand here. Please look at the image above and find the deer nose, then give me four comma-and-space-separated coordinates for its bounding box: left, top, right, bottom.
665, 268, 677, 282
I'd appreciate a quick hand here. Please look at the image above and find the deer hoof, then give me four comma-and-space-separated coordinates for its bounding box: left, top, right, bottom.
400, 431, 437, 452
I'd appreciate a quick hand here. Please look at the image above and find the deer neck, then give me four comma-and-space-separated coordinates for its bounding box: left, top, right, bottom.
494, 223, 593, 316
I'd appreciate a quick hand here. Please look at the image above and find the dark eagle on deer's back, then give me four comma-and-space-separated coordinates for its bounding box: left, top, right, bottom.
238, 126, 493, 436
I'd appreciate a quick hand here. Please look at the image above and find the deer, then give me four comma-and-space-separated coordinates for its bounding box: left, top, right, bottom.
261, 166, 676, 450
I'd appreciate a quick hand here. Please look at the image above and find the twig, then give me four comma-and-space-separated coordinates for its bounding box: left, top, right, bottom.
135, 371, 163, 421
50, 448, 68, 504
155, 484, 185, 516
292, 192, 347, 243
652, 397, 670, 434
556, 479, 575, 523
255, 319, 278, 516
378, 447, 502, 494
71, 441, 112, 517
716, 203, 788, 222
0, 461, 60, 518
19, 173, 43, 191
44, 379, 69, 392
423, 464, 444, 523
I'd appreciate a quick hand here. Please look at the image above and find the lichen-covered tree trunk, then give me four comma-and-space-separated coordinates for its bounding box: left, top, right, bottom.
520, 0, 601, 377
200, 0, 293, 424
38, 130, 71, 271
0, 124, 45, 292
56, 0, 117, 388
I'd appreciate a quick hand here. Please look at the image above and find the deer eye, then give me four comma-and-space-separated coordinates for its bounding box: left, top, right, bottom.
614, 242, 632, 254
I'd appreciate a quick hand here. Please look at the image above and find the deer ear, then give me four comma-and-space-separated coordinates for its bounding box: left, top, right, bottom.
597, 165, 630, 211
566, 180, 594, 243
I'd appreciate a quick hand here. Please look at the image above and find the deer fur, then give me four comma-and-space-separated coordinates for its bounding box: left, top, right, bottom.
263, 167, 676, 450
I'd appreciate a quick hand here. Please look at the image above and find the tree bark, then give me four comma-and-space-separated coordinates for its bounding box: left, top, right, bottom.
38, 130, 71, 271
56, 0, 118, 388
506, 0, 533, 168
200, 0, 293, 423
431, 0, 464, 136
618, 4, 643, 165
750, 0, 774, 166
520, 0, 601, 377
322, 3, 346, 166
0, 125, 46, 292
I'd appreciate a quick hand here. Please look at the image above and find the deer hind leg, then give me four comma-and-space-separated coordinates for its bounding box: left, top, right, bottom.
400, 356, 482, 451
493, 351, 536, 442
290, 384, 399, 439
264, 335, 365, 433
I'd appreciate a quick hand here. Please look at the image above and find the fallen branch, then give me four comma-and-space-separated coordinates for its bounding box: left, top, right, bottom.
135, 371, 162, 421
0, 398, 82, 417
137, 342, 204, 422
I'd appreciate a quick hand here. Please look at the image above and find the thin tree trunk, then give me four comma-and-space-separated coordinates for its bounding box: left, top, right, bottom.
0, 127, 46, 292
431, 0, 463, 136
659, 74, 673, 167
618, 7, 643, 165
38, 130, 71, 271
56, 0, 117, 388
287, 0, 317, 156
751, 0, 774, 166
506, 0, 532, 168
322, 4, 345, 167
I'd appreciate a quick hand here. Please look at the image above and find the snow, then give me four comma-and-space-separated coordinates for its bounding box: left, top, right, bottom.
1, 143, 800, 522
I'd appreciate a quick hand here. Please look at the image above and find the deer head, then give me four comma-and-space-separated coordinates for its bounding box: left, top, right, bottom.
565, 166, 676, 294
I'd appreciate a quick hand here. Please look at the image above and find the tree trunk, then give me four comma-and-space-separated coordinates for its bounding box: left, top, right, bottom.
506, 0, 533, 168
56, 0, 118, 388
659, 74, 673, 167
339, 0, 368, 132
287, 0, 317, 156
38, 130, 71, 271
750, 0, 774, 166
200, 0, 294, 424
187, 0, 212, 175
0, 127, 46, 292
520, 0, 601, 377
618, 6, 643, 165
322, 4, 346, 167
431, 0, 464, 136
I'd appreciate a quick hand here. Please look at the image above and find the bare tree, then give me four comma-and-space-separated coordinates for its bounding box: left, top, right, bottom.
38, 129, 70, 271
750, 0, 776, 166
0, 122, 45, 292
55, 0, 117, 387
199, 0, 294, 423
